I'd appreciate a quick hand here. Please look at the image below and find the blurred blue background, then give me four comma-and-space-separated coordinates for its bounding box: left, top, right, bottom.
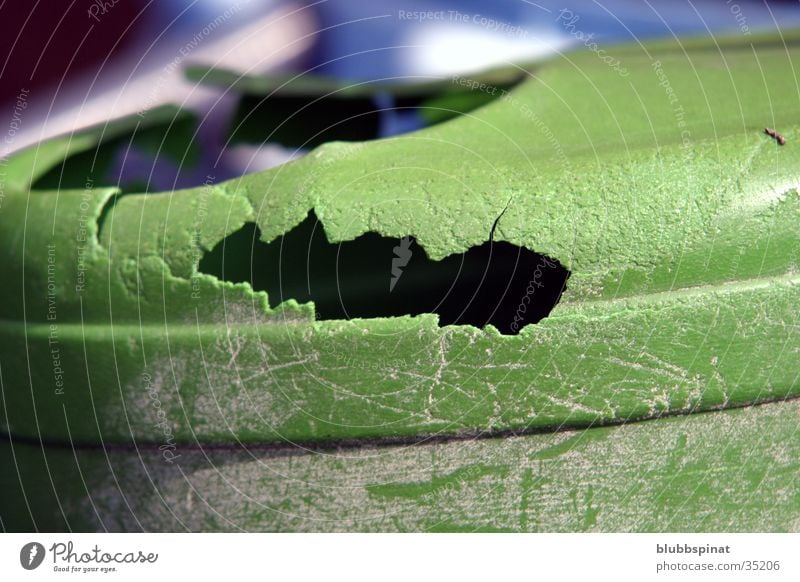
4, 0, 800, 176
4, 0, 800, 103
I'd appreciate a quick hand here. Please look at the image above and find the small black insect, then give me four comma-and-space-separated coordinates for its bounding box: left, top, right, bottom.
764, 127, 786, 146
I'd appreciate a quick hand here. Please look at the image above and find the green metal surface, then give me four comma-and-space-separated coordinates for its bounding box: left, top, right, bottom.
3, 398, 798, 531
1, 31, 799, 531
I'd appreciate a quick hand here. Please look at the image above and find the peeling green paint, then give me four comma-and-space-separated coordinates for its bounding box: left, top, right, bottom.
3, 398, 799, 532
1, 33, 799, 451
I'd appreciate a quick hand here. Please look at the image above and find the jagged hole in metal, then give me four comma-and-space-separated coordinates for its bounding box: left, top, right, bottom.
198, 210, 570, 335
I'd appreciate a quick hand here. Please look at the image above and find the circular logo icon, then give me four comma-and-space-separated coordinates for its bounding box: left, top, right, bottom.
20, 542, 45, 570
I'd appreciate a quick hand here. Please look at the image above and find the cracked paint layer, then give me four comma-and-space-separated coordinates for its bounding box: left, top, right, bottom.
3, 397, 799, 532
0, 32, 799, 446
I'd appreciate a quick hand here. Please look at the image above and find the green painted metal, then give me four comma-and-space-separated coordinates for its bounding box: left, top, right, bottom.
2, 399, 798, 531
1, 31, 799, 531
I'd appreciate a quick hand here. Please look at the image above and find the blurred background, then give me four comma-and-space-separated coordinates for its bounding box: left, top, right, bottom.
3, 0, 800, 186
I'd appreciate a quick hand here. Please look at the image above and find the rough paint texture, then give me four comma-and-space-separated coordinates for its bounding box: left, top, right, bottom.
1, 34, 798, 446
2, 399, 799, 532
1, 32, 800, 531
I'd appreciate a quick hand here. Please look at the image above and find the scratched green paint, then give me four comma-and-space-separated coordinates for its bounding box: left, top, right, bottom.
1, 33, 799, 449
366, 463, 510, 500
0, 34, 800, 531
2, 398, 798, 531
1, 32, 800, 554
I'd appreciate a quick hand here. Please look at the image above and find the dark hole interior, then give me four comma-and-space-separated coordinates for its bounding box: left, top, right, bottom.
230, 95, 381, 148
228, 78, 523, 148
198, 211, 570, 335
